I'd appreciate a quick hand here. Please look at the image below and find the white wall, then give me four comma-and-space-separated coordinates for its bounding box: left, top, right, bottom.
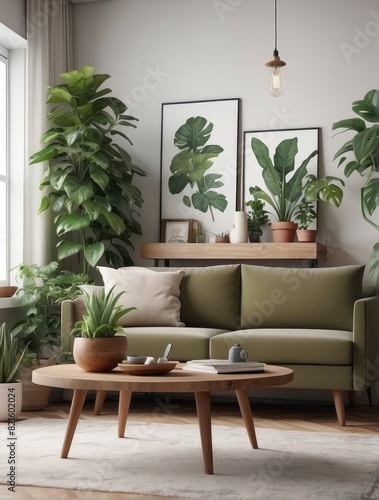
71, 0, 379, 284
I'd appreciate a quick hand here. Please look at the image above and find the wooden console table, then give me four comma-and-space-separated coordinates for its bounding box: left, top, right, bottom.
141, 242, 327, 267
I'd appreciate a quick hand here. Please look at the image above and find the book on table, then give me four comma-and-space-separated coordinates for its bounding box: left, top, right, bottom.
182, 359, 266, 374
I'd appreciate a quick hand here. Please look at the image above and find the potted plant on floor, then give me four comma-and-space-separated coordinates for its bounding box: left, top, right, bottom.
332, 88, 379, 282
245, 199, 270, 242
71, 286, 135, 372
29, 65, 148, 274
0, 323, 29, 421
12, 262, 89, 410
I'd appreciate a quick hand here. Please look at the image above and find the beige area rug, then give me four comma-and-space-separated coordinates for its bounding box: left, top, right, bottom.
1, 418, 378, 499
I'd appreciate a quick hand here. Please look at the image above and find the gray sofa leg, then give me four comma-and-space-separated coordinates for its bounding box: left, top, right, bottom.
94, 390, 107, 415
332, 390, 346, 425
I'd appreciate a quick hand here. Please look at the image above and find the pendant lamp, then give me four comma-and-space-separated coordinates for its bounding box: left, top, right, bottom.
265, 0, 286, 97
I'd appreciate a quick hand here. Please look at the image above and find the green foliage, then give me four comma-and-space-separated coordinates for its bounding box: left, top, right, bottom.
168, 116, 226, 222
29, 66, 148, 274
293, 198, 317, 230
332, 89, 379, 282
0, 323, 29, 383
70, 286, 136, 338
245, 199, 270, 235
249, 137, 318, 221
12, 262, 90, 360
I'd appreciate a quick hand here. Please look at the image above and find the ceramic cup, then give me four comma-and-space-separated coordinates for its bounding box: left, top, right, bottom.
126, 355, 148, 364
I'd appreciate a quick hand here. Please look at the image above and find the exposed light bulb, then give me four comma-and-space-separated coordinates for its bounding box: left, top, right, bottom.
269, 67, 285, 97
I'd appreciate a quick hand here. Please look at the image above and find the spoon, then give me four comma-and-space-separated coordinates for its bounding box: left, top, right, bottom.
157, 343, 172, 364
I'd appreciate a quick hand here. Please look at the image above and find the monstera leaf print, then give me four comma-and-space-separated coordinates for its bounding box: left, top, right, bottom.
168, 116, 227, 221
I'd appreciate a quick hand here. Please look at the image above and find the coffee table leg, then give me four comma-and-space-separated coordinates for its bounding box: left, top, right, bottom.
118, 390, 132, 438
61, 388, 88, 458
194, 391, 213, 474
235, 389, 258, 449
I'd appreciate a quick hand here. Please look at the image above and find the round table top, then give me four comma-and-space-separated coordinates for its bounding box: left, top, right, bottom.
32, 363, 293, 393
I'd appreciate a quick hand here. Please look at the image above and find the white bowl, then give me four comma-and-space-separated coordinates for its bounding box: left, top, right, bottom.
125, 355, 148, 364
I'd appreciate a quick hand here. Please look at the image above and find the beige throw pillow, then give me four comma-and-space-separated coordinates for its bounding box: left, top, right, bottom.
97, 266, 185, 327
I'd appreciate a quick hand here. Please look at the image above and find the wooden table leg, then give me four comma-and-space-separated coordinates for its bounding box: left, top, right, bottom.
94, 390, 107, 415
118, 390, 132, 438
194, 391, 213, 474
61, 388, 87, 458
235, 389, 258, 449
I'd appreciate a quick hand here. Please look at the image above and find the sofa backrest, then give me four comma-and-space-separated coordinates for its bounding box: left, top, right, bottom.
151, 264, 241, 330
240, 264, 365, 331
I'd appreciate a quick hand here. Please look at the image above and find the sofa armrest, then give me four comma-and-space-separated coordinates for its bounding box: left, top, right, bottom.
61, 299, 76, 354
353, 296, 379, 391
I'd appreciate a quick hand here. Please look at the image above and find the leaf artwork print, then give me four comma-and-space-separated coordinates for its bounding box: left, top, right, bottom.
168, 116, 227, 222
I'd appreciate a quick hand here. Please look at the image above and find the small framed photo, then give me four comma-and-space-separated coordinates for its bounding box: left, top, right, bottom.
161, 219, 194, 243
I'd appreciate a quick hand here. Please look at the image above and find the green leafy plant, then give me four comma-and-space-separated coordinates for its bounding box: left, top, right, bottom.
248, 137, 318, 221
29, 66, 147, 274
245, 199, 270, 236
0, 323, 29, 383
293, 198, 317, 230
168, 116, 226, 222
13, 262, 90, 360
71, 286, 136, 338
332, 89, 379, 282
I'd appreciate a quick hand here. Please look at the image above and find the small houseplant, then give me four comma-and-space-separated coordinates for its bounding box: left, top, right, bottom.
12, 262, 89, 410
206, 230, 230, 243
248, 137, 344, 242
248, 136, 318, 242
0, 323, 29, 421
245, 199, 270, 242
294, 175, 345, 242
332, 89, 379, 282
71, 286, 135, 372
29, 65, 147, 274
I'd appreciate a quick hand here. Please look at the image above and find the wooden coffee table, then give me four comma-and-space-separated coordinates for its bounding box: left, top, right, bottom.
33, 363, 293, 474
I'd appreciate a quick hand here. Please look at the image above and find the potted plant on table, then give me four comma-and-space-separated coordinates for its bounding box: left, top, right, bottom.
29, 65, 147, 274
71, 286, 135, 372
294, 175, 344, 242
0, 323, 29, 421
245, 200, 270, 242
332, 88, 379, 282
248, 136, 318, 242
248, 137, 344, 242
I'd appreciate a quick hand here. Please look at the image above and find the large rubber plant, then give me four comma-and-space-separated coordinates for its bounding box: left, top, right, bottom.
30, 66, 147, 274
332, 89, 379, 282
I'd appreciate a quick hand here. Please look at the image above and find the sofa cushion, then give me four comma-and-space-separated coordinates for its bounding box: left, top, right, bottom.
174, 264, 241, 330
210, 329, 353, 365
98, 266, 185, 327
241, 264, 364, 331
124, 326, 228, 361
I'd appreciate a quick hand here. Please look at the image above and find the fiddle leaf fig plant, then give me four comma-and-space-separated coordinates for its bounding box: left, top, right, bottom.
332, 89, 379, 282
29, 66, 147, 274
168, 116, 227, 222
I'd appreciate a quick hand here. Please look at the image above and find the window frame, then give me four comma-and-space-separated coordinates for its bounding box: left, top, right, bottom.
0, 46, 9, 286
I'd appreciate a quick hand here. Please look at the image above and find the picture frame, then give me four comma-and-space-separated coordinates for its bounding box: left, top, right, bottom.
243, 128, 319, 229
160, 218, 195, 243
160, 98, 241, 238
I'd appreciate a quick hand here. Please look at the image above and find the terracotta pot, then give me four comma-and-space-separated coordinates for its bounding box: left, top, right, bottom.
73, 335, 127, 372
296, 229, 317, 242
20, 358, 55, 411
215, 236, 230, 243
270, 222, 297, 243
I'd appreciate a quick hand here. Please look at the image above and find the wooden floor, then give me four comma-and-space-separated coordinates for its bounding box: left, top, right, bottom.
7, 394, 379, 500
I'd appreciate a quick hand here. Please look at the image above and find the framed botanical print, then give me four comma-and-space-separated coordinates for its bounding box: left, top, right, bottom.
160, 98, 241, 238
160, 219, 195, 243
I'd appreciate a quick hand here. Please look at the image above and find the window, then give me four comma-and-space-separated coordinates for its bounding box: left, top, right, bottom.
0, 48, 8, 284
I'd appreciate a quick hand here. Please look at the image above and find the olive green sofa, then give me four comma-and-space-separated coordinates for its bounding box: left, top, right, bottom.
61, 264, 378, 425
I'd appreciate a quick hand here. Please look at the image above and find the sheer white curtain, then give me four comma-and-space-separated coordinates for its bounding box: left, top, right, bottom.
24, 0, 73, 265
